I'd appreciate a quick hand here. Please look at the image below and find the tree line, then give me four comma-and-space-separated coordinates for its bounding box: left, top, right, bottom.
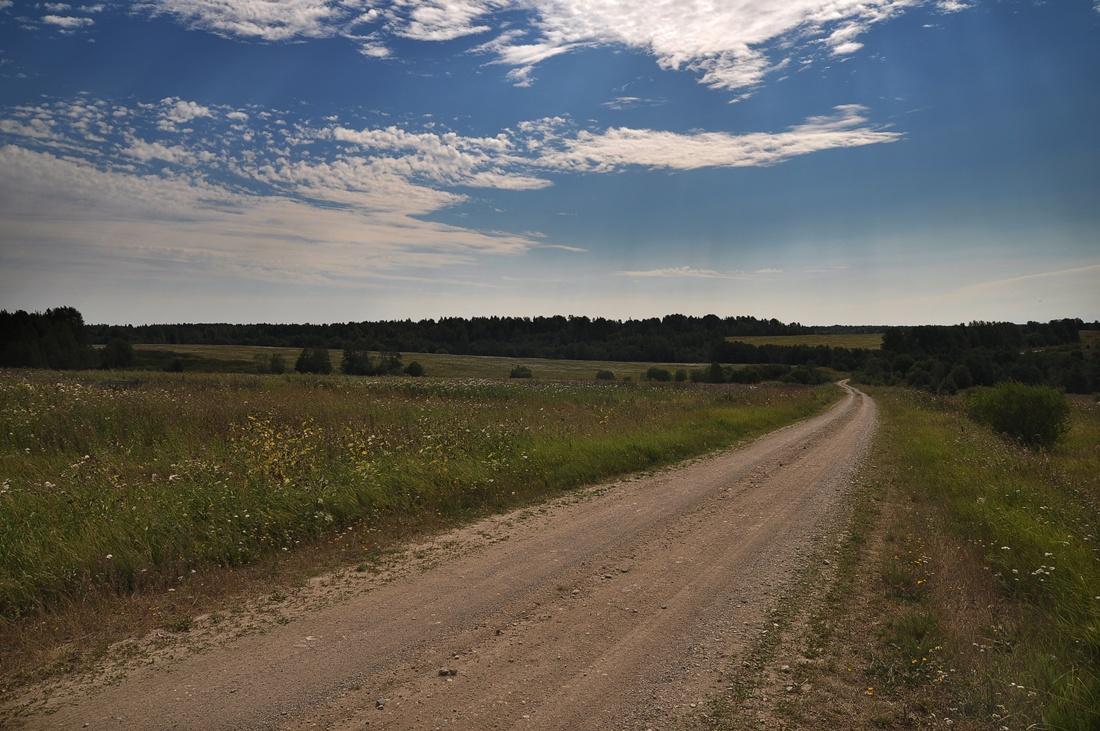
4, 307, 1097, 393
88, 314, 822, 363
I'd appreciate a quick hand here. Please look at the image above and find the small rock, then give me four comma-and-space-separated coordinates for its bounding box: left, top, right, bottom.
438, 667, 458, 677
375, 699, 385, 709
781, 665, 791, 673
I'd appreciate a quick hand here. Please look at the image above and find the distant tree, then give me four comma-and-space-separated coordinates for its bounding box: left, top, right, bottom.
101, 337, 135, 369
645, 367, 672, 382
269, 354, 287, 374
404, 361, 425, 377
296, 347, 333, 374
706, 362, 725, 384
674, 369, 688, 383
510, 365, 533, 378
595, 369, 615, 381
0, 306, 96, 369
377, 351, 404, 374
341, 346, 374, 375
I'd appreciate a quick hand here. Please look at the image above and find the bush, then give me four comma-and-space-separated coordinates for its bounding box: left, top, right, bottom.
645, 367, 671, 382
269, 354, 287, 374
595, 370, 615, 381
674, 369, 688, 382
164, 357, 184, 373
404, 361, 425, 377
509, 365, 533, 379
295, 347, 333, 375
967, 382, 1070, 448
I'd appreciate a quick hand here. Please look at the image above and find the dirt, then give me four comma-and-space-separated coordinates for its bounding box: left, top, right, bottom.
4, 383, 876, 730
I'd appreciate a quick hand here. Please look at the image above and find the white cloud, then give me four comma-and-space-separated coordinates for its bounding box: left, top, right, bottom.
0, 96, 903, 290
0, 1, 14, 9
936, 1, 972, 12
134, 0, 346, 41
446, 0, 952, 92
129, 1, 974, 95
536, 105, 901, 172
158, 98, 212, 127
122, 138, 198, 165
41, 14, 95, 28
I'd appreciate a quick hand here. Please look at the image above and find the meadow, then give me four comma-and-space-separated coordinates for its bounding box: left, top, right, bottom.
725, 333, 883, 349
132, 343, 705, 380
0, 369, 838, 619
861, 389, 1100, 728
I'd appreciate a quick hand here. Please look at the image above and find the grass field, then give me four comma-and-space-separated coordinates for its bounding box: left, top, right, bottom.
132, 343, 705, 380
0, 369, 838, 619
856, 389, 1100, 728
1081, 329, 1100, 350
725, 333, 883, 349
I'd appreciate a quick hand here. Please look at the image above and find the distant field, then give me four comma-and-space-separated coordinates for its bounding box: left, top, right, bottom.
726, 333, 883, 349
133, 343, 704, 380
1082, 329, 1100, 350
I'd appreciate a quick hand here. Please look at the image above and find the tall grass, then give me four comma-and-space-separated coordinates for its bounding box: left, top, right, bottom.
0, 370, 838, 618
872, 389, 1100, 728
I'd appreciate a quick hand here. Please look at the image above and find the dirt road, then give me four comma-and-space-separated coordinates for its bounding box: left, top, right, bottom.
15, 383, 876, 730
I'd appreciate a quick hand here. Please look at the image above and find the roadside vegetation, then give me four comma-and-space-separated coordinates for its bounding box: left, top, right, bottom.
711, 387, 1099, 729
0, 370, 838, 620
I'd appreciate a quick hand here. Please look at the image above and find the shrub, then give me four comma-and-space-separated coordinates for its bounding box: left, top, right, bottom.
341, 347, 374, 375
674, 369, 688, 382
404, 361, 425, 377
269, 354, 287, 375
509, 365, 533, 379
164, 357, 184, 373
295, 347, 333, 375
595, 370, 615, 381
645, 367, 671, 382
967, 382, 1070, 448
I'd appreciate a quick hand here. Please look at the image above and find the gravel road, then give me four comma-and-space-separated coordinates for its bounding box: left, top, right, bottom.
19, 382, 876, 730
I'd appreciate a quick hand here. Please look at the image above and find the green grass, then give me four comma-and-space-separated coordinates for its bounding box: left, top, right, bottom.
132, 343, 705, 380
0, 369, 839, 618
869, 388, 1100, 728
725, 333, 883, 349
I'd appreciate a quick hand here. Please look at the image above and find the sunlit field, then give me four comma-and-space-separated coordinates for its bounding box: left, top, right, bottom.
0, 370, 838, 618
725, 333, 883, 349
131, 343, 706, 380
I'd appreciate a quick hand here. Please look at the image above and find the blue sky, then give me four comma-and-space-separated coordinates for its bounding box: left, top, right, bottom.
0, 0, 1097, 325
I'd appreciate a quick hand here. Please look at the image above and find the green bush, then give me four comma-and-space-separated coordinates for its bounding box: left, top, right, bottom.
595, 370, 615, 381
967, 382, 1070, 448
509, 365, 533, 379
404, 361, 425, 377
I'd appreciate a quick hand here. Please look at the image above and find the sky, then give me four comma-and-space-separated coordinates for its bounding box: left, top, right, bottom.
0, 0, 1098, 325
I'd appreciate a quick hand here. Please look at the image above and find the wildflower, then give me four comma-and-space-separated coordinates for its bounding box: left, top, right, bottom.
106, 554, 113, 560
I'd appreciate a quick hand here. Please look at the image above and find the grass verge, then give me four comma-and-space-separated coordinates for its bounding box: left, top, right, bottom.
710, 387, 1099, 729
